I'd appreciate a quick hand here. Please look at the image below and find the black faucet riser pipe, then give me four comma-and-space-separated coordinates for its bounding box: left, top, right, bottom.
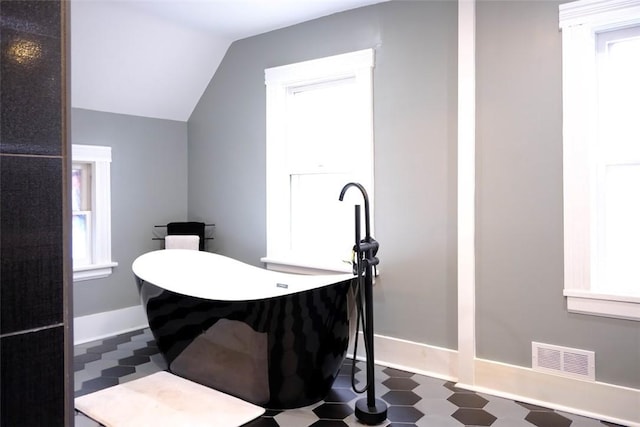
339, 182, 387, 425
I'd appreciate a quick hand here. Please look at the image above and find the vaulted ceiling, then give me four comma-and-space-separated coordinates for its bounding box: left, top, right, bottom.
70, 0, 387, 121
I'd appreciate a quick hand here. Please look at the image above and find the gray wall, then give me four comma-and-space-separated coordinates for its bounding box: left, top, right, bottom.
188, 1, 459, 349
476, 0, 640, 388
71, 108, 188, 316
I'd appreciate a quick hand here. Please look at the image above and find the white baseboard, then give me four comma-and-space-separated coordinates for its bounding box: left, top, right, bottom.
351, 332, 458, 382
354, 333, 639, 427
472, 358, 640, 427
74, 305, 148, 345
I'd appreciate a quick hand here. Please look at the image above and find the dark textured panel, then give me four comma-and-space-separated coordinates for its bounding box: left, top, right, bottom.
0, 326, 65, 426
0, 155, 64, 334
0, 0, 62, 155
0, 0, 61, 38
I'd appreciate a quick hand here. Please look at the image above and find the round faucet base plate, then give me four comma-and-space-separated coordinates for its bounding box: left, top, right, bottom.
355, 398, 387, 425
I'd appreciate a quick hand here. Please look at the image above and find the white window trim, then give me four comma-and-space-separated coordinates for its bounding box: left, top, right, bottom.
560, 0, 640, 321
263, 49, 375, 272
72, 144, 117, 281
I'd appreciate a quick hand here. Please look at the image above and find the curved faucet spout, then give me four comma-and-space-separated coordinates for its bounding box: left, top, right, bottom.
339, 182, 371, 239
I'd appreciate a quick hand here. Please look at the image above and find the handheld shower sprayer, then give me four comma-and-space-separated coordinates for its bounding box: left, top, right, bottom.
339, 182, 387, 425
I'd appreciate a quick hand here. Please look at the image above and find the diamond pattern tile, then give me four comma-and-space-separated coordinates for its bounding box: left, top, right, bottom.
324, 388, 357, 403
382, 367, 414, 378
309, 420, 349, 427
85, 342, 118, 354
386, 405, 424, 423
447, 391, 490, 408
73, 329, 621, 426
382, 377, 419, 391
118, 354, 150, 366
100, 365, 136, 378
74, 352, 101, 371
452, 407, 498, 426
132, 345, 159, 356
312, 403, 353, 419
381, 390, 421, 405
525, 410, 572, 427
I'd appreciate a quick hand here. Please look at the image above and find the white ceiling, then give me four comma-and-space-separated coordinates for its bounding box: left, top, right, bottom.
70, 0, 387, 121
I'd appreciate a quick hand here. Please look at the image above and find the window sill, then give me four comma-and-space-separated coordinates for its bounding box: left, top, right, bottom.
73, 262, 118, 282
260, 256, 353, 275
564, 289, 640, 321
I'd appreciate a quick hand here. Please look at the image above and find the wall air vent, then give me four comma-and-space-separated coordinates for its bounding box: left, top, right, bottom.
532, 342, 595, 381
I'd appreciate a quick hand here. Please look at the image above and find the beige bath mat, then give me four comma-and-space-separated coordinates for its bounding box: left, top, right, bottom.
75, 371, 265, 427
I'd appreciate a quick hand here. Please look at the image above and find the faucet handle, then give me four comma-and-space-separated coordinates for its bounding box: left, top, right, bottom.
358, 239, 379, 255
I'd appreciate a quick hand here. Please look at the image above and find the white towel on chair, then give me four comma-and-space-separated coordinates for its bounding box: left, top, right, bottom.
165, 235, 200, 250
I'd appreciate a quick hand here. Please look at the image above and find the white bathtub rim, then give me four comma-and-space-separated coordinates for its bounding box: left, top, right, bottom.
132, 249, 355, 301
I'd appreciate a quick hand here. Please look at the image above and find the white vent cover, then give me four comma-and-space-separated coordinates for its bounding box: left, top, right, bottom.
532, 342, 595, 381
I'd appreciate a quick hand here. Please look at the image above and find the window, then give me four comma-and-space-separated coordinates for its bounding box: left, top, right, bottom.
560, 0, 640, 320
72, 144, 117, 281
594, 26, 640, 297
72, 163, 92, 266
263, 49, 374, 273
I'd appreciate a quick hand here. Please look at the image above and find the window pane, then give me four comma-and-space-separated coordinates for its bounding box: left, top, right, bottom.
598, 31, 640, 161
599, 164, 640, 297
73, 213, 91, 266
287, 79, 359, 172
290, 173, 360, 261
72, 163, 91, 211
72, 168, 83, 211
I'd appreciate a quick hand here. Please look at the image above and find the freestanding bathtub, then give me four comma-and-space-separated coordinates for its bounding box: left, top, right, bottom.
132, 249, 357, 409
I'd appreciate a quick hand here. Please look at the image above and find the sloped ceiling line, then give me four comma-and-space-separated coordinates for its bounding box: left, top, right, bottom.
71, 0, 387, 121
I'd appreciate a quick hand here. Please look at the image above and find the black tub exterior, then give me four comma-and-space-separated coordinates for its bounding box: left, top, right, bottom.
137, 276, 356, 409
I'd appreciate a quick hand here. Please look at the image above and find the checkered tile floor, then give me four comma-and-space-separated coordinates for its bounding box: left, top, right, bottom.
74, 329, 622, 426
